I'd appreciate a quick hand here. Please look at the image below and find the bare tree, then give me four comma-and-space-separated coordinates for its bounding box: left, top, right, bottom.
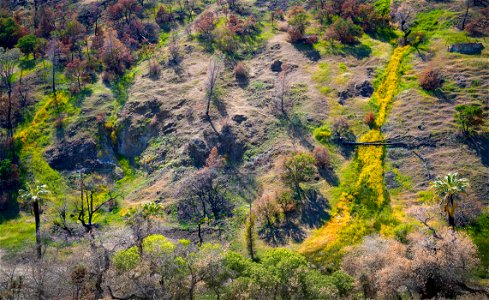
408, 205, 441, 239
178, 150, 230, 244
47, 38, 61, 114
276, 67, 289, 116
205, 56, 222, 117
394, 3, 414, 45
77, 173, 119, 233
0, 48, 21, 141
461, 0, 473, 30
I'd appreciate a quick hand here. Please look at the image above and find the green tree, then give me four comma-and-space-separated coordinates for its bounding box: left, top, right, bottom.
19, 182, 50, 259
432, 173, 469, 227
281, 153, 316, 200
0, 17, 23, 48
16, 34, 42, 58
224, 248, 353, 299
454, 104, 485, 135
325, 17, 363, 45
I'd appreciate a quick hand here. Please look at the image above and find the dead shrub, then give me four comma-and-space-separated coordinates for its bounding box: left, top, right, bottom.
234, 62, 249, 80
419, 67, 443, 91
313, 146, 331, 170
332, 117, 355, 142
303, 34, 318, 45
102, 71, 115, 84
343, 230, 480, 299
364, 112, 376, 128
287, 26, 304, 43
149, 59, 161, 79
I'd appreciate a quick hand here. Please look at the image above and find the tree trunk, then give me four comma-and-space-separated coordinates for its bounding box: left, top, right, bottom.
197, 222, 203, 245
206, 94, 212, 117
6, 89, 13, 139
448, 195, 456, 228
33, 200, 42, 259
461, 5, 470, 30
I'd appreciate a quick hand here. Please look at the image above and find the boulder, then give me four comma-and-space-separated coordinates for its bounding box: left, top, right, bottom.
448, 43, 484, 55
356, 81, 374, 97
271, 60, 283, 72
187, 138, 209, 168
232, 114, 248, 124
338, 80, 373, 104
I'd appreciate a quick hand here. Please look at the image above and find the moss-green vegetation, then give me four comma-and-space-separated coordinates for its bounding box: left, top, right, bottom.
467, 212, 489, 278
0, 215, 35, 254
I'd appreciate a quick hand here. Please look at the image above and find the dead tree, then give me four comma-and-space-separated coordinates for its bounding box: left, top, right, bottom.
77, 173, 119, 233
0, 48, 21, 151
395, 3, 414, 45
276, 67, 289, 116
461, 0, 473, 30
205, 56, 222, 117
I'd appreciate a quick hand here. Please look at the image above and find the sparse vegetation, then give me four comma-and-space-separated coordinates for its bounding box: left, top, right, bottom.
0, 0, 488, 298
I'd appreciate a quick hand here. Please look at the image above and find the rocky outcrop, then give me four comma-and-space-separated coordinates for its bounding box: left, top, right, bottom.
448, 43, 484, 55
116, 98, 168, 158
338, 80, 374, 104
44, 135, 117, 171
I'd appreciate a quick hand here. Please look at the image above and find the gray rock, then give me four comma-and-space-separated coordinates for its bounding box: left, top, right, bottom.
356, 81, 374, 97
187, 138, 209, 168
232, 114, 247, 124
116, 99, 163, 158
44, 136, 116, 172
448, 43, 484, 55
271, 60, 283, 72
385, 171, 401, 189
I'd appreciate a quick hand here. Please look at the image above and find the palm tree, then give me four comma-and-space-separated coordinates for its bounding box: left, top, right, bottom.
19, 182, 49, 259
432, 173, 469, 227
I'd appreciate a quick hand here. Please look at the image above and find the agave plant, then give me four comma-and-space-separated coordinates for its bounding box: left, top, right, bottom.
19, 182, 50, 259
431, 173, 469, 227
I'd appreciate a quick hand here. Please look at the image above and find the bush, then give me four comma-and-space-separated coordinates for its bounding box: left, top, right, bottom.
287, 26, 304, 43
234, 62, 249, 80
313, 146, 331, 170
325, 17, 362, 45
195, 11, 217, 41
149, 59, 161, 79
419, 67, 443, 91
0, 17, 23, 49
16, 34, 42, 57
303, 34, 318, 45
156, 5, 174, 30
454, 104, 485, 134
287, 5, 308, 43
112, 246, 141, 272
331, 117, 355, 142
343, 231, 479, 299
364, 112, 376, 128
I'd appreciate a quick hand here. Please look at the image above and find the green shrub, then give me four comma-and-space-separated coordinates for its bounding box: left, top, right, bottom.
112, 246, 141, 272
454, 104, 485, 134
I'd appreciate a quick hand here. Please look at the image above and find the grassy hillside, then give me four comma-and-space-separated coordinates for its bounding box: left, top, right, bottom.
0, 0, 488, 298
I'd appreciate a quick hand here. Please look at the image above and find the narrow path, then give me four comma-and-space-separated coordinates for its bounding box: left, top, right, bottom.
299, 46, 410, 256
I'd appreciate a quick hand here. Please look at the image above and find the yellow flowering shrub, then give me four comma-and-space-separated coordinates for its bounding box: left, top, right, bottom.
302, 46, 411, 259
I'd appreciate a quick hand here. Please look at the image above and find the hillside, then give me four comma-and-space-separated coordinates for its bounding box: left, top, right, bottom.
0, 0, 488, 298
